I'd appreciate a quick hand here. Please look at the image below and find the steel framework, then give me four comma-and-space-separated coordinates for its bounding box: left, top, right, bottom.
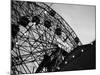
11, 0, 84, 74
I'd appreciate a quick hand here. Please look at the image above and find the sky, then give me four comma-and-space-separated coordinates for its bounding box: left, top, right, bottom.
47, 3, 96, 44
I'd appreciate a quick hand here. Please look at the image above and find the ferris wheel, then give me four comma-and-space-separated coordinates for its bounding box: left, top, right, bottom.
11, 0, 84, 74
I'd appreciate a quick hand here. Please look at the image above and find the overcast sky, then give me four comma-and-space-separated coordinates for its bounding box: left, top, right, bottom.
47, 3, 96, 44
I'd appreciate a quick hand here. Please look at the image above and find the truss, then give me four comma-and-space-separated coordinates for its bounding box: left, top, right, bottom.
11, 0, 83, 74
